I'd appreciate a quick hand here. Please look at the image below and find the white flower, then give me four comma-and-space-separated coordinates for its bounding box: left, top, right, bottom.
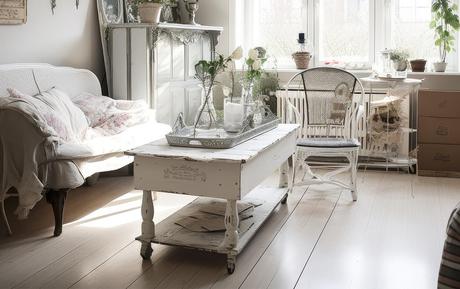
253, 59, 262, 70
248, 48, 259, 60
231, 46, 243, 60
222, 86, 232, 97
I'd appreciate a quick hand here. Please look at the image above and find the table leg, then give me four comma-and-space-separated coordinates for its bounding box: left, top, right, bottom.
279, 156, 293, 204
140, 190, 155, 260
221, 200, 239, 250
279, 159, 289, 188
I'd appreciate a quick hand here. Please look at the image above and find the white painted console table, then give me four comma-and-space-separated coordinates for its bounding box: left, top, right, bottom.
126, 124, 298, 273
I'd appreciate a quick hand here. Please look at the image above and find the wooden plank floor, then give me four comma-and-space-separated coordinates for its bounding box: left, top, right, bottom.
1, 171, 459, 289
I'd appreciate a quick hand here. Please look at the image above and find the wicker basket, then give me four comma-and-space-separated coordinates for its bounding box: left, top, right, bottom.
292, 52, 312, 69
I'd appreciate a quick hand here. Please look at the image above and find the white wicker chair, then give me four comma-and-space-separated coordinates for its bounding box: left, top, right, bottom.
280, 67, 364, 201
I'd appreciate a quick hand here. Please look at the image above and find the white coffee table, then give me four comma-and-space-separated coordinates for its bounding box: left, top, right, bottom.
126, 124, 299, 274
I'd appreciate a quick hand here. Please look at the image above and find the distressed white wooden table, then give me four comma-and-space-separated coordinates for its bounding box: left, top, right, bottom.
126, 124, 299, 274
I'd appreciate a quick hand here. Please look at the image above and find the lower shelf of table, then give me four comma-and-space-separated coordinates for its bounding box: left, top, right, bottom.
136, 186, 289, 256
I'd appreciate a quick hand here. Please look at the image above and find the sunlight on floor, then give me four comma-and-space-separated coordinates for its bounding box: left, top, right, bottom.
71, 191, 196, 229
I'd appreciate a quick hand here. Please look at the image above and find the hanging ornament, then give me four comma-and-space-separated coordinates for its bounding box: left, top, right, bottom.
51, 0, 79, 14
51, 0, 56, 14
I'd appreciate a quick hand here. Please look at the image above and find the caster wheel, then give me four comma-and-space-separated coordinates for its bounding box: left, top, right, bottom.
281, 193, 288, 204
227, 262, 235, 274
140, 243, 153, 260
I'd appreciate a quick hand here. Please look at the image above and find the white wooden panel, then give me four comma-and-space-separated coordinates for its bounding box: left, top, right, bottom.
111, 29, 128, 100
240, 129, 297, 196
187, 41, 203, 78
171, 87, 185, 124
156, 38, 172, 83
130, 28, 149, 102
134, 156, 241, 199
155, 83, 171, 124
172, 40, 185, 81
202, 36, 212, 61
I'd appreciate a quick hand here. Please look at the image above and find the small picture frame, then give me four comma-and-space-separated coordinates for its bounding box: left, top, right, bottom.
0, 0, 27, 25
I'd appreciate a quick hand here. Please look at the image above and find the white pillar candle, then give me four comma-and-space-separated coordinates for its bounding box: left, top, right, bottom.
224, 100, 244, 132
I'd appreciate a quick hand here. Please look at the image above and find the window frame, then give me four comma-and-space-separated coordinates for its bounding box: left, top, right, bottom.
230, 0, 460, 71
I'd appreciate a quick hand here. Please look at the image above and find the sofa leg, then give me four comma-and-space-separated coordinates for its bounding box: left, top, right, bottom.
46, 189, 68, 237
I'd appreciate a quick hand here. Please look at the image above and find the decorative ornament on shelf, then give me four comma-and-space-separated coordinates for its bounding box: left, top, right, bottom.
292, 33, 312, 70
430, 0, 460, 72
183, 0, 199, 25
161, 0, 181, 23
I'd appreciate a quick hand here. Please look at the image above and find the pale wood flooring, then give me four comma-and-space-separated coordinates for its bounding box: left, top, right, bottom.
1, 171, 459, 289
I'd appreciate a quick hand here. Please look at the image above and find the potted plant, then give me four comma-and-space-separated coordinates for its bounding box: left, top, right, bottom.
410, 59, 427, 72
430, 0, 460, 72
389, 49, 409, 71
135, 0, 163, 23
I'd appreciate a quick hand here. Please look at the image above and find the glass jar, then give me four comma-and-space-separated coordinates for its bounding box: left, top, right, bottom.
194, 84, 217, 130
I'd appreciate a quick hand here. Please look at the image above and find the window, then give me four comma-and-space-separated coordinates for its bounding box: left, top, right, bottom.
318, 0, 371, 65
390, 0, 438, 61
231, 0, 459, 71
235, 0, 308, 67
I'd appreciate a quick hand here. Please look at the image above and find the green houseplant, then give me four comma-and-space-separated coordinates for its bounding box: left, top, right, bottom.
389, 49, 409, 71
430, 0, 460, 72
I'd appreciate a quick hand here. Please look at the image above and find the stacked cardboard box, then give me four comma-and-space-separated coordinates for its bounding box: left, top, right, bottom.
418, 90, 460, 177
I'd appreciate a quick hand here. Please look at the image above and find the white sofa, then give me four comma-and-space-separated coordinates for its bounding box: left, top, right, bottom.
0, 64, 171, 236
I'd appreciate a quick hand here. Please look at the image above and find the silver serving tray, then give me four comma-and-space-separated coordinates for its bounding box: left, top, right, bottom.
166, 115, 280, 149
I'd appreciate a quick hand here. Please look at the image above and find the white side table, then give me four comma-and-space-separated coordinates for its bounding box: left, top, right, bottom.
126, 124, 299, 274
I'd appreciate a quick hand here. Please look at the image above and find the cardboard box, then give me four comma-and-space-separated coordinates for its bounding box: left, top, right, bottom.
418, 90, 460, 118
418, 144, 460, 172
418, 117, 460, 144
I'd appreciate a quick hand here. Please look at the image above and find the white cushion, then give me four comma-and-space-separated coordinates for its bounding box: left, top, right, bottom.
8, 88, 89, 142
55, 117, 171, 159
297, 138, 360, 148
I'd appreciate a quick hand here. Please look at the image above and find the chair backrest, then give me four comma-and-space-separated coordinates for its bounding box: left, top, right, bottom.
280, 67, 364, 140
0, 64, 102, 98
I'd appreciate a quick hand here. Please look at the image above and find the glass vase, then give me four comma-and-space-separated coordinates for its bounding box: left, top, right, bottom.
241, 80, 255, 119
194, 84, 217, 130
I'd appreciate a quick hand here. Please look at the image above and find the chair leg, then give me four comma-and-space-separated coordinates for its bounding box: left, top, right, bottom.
1, 198, 12, 235
46, 189, 69, 237
350, 151, 358, 202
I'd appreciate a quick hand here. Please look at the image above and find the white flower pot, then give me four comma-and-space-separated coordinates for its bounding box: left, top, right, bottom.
433, 62, 447, 72
138, 3, 162, 24
392, 60, 407, 71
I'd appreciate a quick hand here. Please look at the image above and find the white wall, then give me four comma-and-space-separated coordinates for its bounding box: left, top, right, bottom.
196, 0, 230, 55
0, 0, 104, 80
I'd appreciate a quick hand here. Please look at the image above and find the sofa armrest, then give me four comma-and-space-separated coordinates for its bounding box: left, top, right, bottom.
0, 108, 58, 215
